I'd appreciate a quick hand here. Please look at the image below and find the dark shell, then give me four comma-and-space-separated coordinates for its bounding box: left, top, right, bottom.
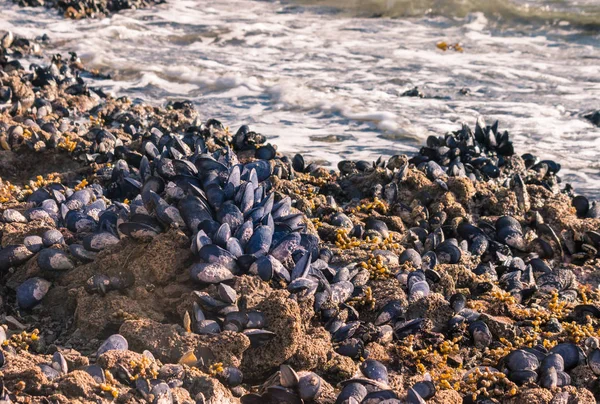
406, 387, 426, 404
394, 318, 424, 339
198, 244, 239, 273
52, 351, 68, 374
468, 320, 492, 349
218, 283, 237, 304
504, 349, 540, 372
587, 348, 600, 376
435, 241, 461, 264
365, 218, 389, 239
270, 232, 301, 262
190, 263, 234, 284
399, 249, 421, 268
298, 372, 322, 401
508, 369, 538, 385
330, 212, 353, 229
37, 248, 74, 272
375, 300, 404, 326
336, 338, 367, 360
411, 380, 436, 400
221, 366, 243, 387
39, 364, 61, 380
83, 232, 120, 252
119, 222, 160, 239
151, 382, 173, 404
0, 244, 34, 271
243, 329, 275, 348
449, 293, 466, 313
97, 334, 128, 356
245, 225, 273, 257
24, 236, 44, 253
247, 311, 266, 329
16, 277, 51, 309
360, 359, 388, 384
550, 343, 585, 370
84, 364, 106, 383
541, 353, 564, 372
42, 229, 64, 246
292, 154, 305, 172
409, 280, 430, 300
287, 277, 318, 300
336, 382, 367, 404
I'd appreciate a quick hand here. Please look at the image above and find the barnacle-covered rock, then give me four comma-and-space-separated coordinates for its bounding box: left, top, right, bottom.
120, 318, 250, 367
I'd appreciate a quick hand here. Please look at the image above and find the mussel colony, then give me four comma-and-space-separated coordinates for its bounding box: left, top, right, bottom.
2, 31, 600, 404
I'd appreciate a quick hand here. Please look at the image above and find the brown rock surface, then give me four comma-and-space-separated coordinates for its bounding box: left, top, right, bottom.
120, 318, 250, 367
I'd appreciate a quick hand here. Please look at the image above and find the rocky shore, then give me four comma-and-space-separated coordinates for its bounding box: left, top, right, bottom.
1, 28, 600, 404
12, 0, 164, 19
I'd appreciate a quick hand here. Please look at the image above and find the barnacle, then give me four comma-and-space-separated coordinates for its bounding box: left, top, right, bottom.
58, 135, 78, 152
347, 286, 376, 310
99, 383, 119, 398
0, 178, 18, 203
359, 254, 391, 280
74, 178, 89, 191
89, 113, 105, 127
349, 197, 388, 214
335, 229, 361, 250
2, 329, 40, 351
129, 356, 159, 380
209, 362, 224, 376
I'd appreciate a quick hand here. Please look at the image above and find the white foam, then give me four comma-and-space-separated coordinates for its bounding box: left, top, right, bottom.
1, 0, 599, 195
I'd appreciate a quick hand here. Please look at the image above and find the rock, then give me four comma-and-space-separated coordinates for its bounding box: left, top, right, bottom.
0, 349, 48, 393
120, 318, 250, 367
560, 386, 596, 404
57, 370, 97, 398
480, 313, 518, 340
97, 349, 143, 370
321, 354, 357, 384
406, 293, 453, 332
506, 388, 553, 404
288, 326, 335, 371
232, 275, 272, 307
172, 387, 194, 404
570, 364, 597, 389
241, 290, 303, 380
75, 291, 165, 338
6, 76, 35, 109
429, 389, 462, 404
52, 348, 89, 370
185, 367, 240, 404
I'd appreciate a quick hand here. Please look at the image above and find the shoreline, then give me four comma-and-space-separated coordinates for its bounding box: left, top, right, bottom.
11, 0, 165, 19
1, 28, 600, 404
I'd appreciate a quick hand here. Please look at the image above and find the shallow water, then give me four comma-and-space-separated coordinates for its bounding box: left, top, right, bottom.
1, 0, 599, 196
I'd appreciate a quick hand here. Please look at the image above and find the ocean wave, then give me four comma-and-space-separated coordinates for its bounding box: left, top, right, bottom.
291, 0, 600, 29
